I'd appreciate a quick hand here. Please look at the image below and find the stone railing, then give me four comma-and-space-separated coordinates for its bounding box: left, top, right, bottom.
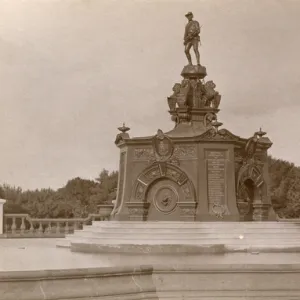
1, 203, 114, 238
3, 214, 107, 238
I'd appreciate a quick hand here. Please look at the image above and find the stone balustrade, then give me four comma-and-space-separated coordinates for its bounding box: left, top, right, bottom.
3, 213, 109, 238
1, 204, 114, 238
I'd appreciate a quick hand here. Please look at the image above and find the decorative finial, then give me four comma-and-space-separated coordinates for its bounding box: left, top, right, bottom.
118, 122, 130, 134
256, 127, 266, 139
212, 120, 223, 132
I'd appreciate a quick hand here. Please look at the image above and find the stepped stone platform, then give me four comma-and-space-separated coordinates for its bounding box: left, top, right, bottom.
57, 221, 300, 254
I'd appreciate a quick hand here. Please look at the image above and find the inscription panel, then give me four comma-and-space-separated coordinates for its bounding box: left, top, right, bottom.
205, 150, 228, 217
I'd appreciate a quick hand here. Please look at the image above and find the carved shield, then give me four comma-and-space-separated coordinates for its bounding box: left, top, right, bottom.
152, 130, 174, 161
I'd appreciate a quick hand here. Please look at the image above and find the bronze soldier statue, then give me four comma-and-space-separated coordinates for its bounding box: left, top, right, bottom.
184, 12, 201, 65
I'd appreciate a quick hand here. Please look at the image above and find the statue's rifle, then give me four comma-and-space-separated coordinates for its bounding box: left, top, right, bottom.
199, 24, 203, 45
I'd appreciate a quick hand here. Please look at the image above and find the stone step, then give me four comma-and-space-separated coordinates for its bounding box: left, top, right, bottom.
91, 221, 300, 229
72, 231, 300, 239
69, 240, 300, 254
66, 236, 300, 245
81, 226, 300, 234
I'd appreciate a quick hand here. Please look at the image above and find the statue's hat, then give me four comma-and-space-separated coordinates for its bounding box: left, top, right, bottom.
185, 12, 193, 17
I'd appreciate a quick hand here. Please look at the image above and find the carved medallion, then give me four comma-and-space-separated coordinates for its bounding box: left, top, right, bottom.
152, 130, 174, 161
154, 186, 178, 214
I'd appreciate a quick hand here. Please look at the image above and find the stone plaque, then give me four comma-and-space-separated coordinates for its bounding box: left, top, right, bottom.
206, 150, 228, 217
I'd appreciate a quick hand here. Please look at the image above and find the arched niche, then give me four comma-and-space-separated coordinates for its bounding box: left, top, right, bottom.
131, 162, 196, 204
236, 163, 265, 220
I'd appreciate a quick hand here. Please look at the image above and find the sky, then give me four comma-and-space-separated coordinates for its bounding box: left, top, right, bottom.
0, 0, 300, 190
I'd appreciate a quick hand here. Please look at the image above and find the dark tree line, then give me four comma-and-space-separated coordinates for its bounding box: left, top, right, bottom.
2, 156, 300, 218
2, 169, 118, 218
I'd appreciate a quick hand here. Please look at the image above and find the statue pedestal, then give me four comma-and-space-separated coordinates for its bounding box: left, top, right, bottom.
181, 64, 207, 79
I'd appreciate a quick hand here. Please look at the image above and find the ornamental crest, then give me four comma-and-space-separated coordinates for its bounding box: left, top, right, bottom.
152, 129, 174, 161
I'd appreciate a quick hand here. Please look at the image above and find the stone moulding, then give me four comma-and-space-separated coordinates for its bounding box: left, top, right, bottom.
126, 202, 150, 221
198, 128, 240, 142
133, 145, 197, 164
120, 127, 244, 147
178, 202, 198, 221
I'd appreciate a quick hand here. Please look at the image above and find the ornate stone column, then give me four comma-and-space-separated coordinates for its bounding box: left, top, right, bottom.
252, 202, 270, 221
178, 202, 197, 221
0, 199, 6, 234
126, 202, 150, 221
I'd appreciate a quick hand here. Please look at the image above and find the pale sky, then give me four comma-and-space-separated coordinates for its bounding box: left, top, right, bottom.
0, 0, 300, 190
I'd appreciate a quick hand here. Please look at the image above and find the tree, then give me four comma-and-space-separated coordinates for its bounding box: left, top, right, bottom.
95, 169, 118, 204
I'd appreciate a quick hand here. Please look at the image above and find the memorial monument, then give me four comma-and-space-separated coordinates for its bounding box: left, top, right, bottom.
3, 12, 300, 300
111, 12, 276, 222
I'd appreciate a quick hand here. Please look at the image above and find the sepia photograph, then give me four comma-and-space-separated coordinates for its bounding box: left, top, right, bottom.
0, 0, 300, 299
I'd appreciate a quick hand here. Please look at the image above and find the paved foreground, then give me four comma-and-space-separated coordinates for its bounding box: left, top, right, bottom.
1, 238, 300, 272
1, 238, 300, 299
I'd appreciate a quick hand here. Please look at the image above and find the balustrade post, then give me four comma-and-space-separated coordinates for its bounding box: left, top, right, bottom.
11, 217, 17, 234
38, 222, 43, 235
20, 217, 25, 234
29, 221, 34, 234
74, 221, 80, 230
64, 222, 69, 234
56, 222, 61, 234
0, 199, 6, 234
5, 218, 9, 233
46, 222, 52, 234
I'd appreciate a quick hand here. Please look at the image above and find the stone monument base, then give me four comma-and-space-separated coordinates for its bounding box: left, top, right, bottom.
57, 221, 300, 254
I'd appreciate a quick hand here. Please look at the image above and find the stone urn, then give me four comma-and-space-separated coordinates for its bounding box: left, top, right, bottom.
97, 204, 114, 218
